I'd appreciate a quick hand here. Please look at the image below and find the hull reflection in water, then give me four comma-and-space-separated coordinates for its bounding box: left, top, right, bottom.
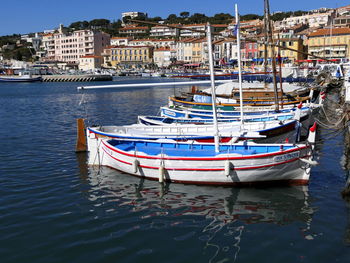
78, 152, 316, 261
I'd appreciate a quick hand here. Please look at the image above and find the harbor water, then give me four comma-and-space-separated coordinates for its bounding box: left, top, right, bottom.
1, 78, 350, 262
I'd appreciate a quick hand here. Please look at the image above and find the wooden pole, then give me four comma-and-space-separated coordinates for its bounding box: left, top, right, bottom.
278, 34, 284, 109
76, 118, 87, 152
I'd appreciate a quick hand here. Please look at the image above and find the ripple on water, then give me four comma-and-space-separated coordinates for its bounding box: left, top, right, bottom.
1, 81, 350, 263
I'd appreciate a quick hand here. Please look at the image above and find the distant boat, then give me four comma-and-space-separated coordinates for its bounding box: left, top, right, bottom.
0, 71, 42, 82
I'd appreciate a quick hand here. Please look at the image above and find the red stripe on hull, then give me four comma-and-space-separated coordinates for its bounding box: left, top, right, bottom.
102, 146, 310, 172
102, 140, 309, 161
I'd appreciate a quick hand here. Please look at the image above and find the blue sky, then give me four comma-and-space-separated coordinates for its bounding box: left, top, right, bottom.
0, 0, 347, 36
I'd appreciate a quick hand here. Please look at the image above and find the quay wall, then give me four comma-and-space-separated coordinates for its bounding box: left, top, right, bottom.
41, 74, 113, 82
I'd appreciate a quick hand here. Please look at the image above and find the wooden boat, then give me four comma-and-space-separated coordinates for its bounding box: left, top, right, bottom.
138, 107, 309, 125
86, 118, 301, 157
89, 123, 316, 186
169, 95, 311, 110
188, 81, 311, 100
160, 105, 311, 120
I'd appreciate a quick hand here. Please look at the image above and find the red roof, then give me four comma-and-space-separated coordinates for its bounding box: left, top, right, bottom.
309, 27, 350, 37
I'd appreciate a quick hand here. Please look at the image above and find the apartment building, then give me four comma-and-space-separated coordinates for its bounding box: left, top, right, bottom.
258, 38, 305, 62
110, 37, 132, 46
108, 45, 153, 68
129, 38, 176, 49
308, 27, 350, 59
150, 25, 180, 38
41, 33, 55, 61
78, 55, 102, 71
153, 47, 175, 67
47, 26, 110, 63
119, 26, 149, 36
274, 11, 334, 29
333, 16, 350, 28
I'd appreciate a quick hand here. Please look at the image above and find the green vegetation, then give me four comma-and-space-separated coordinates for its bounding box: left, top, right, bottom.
63, 9, 308, 37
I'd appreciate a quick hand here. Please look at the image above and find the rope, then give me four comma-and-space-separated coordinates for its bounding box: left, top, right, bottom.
78, 91, 90, 126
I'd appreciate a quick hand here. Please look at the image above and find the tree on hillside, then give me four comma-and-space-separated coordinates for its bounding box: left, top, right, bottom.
188, 13, 207, 24
69, 21, 90, 30
166, 14, 178, 23
147, 16, 163, 23
209, 13, 233, 24
90, 19, 110, 28
180, 11, 190, 18
240, 14, 263, 21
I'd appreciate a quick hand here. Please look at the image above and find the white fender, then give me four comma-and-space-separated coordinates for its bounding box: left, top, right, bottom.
307, 122, 317, 144
225, 160, 231, 176
293, 102, 302, 121
159, 165, 165, 183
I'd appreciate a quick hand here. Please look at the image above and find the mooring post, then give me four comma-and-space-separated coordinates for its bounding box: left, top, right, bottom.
76, 118, 87, 152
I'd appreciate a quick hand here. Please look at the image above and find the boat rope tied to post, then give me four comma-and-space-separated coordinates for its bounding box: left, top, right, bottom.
132, 159, 139, 173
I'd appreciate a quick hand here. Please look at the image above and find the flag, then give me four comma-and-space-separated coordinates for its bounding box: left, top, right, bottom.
233, 22, 239, 36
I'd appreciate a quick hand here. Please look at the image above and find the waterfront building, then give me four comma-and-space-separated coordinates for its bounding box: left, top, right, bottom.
110, 37, 132, 46
107, 45, 153, 69
153, 47, 175, 67
257, 37, 306, 63
242, 41, 259, 62
221, 39, 239, 63
41, 33, 55, 61
78, 55, 102, 71
176, 38, 196, 63
191, 38, 208, 64
307, 27, 350, 60
21, 33, 43, 53
150, 25, 180, 38
41, 25, 110, 64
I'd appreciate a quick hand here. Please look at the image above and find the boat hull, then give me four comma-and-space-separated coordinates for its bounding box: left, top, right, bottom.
94, 140, 312, 186
0, 76, 42, 82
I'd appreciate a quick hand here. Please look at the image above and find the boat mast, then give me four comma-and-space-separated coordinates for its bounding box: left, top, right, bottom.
264, 0, 279, 111
235, 4, 244, 128
206, 23, 220, 153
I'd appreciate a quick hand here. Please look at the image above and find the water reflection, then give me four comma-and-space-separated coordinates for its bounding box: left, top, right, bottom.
76, 153, 316, 261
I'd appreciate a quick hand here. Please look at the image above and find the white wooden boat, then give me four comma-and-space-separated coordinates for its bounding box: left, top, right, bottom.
89, 123, 316, 186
